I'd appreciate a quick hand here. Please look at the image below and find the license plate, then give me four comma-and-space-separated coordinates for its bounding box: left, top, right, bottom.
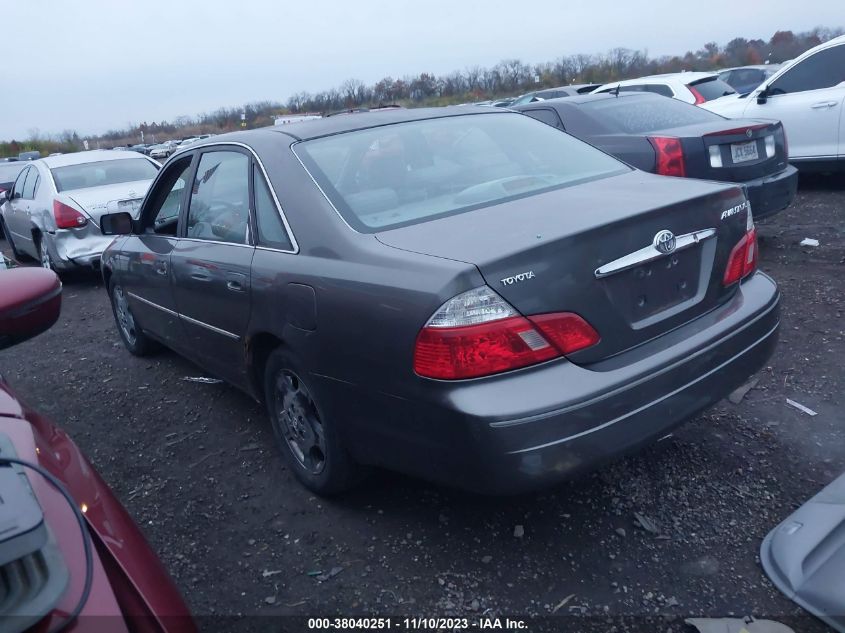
731, 140, 759, 163
602, 246, 701, 324
118, 198, 142, 213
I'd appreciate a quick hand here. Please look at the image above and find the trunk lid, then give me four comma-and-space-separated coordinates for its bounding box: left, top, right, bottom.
377, 170, 751, 363
65, 179, 153, 226
659, 120, 788, 182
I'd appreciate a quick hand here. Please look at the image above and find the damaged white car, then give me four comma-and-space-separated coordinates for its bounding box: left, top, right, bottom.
0, 150, 159, 271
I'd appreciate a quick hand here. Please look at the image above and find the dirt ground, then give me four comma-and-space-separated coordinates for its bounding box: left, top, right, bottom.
1, 173, 843, 632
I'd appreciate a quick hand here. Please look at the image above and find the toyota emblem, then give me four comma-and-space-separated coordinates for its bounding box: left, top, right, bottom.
653, 230, 676, 254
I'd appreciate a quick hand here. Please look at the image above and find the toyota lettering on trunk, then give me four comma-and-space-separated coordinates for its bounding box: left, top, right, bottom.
500, 271, 536, 286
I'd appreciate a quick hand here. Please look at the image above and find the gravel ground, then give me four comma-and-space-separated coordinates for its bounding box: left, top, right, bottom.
1, 173, 843, 632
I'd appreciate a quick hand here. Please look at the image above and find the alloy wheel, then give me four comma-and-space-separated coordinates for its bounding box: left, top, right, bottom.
113, 286, 138, 345
39, 242, 53, 270
273, 370, 327, 475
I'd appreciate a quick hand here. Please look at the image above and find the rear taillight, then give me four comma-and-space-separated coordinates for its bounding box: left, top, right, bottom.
413, 286, 599, 379
723, 207, 758, 286
649, 137, 686, 177
688, 85, 706, 105
53, 200, 87, 229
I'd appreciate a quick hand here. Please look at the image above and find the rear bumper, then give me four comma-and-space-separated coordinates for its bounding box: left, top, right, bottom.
49, 230, 113, 270
333, 273, 780, 494
745, 165, 798, 219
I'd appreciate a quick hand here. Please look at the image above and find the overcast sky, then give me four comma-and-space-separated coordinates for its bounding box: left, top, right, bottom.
2, 0, 840, 140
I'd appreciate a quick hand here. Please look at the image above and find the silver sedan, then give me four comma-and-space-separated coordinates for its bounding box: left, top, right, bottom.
0, 150, 159, 271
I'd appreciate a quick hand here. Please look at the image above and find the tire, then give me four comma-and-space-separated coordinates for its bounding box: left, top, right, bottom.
264, 348, 361, 495
1, 217, 26, 261
109, 282, 158, 356
35, 235, 54, 271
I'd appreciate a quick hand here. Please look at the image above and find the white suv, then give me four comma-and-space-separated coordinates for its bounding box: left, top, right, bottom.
592, 72, 736, 104
703, 35, 845, 169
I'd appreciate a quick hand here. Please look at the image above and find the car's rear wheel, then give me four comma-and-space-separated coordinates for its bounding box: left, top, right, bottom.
264, 349, 361, 495
36, 236, 54, 270
109, 282, 157, 356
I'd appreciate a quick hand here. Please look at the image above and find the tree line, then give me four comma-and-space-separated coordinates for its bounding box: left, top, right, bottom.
1, 27, 841, 156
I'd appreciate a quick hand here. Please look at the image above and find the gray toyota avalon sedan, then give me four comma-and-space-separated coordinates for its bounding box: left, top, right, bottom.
99, 106, 780, 495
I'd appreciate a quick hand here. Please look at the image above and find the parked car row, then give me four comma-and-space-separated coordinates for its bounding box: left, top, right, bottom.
586, 34, 845, 171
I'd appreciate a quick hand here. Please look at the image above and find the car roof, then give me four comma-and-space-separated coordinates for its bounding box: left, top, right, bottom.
40, 149, 149, 168
179, 106, 505, 148
515, 91, 663, 108
720, 64, 779, 72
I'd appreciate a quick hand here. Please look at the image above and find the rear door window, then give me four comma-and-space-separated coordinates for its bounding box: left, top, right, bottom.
253, 165, 293, 251
186, 150, 250, 244
11, 166, 29, 197
522, 108, 564, 129
22, 167, 37, 199
644, 84, 674, 97
688, 77, 736, 101
769, 45, 845, 95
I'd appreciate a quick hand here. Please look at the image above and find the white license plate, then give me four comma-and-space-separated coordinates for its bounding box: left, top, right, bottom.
118, 198, 142, 213
731, 140, 759, 163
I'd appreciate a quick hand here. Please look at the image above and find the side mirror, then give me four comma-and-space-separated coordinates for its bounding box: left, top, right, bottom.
757, 86, 769, 105
100, 211, 134, 235
0, 268, 62, 351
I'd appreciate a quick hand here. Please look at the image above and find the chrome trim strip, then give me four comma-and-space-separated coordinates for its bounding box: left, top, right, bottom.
176, 237, 255, 249
172, 141, 299, 254
127, 291, 178, 316
505, 319, 779, 453
179, 312, 240, 340
128, 290, 241, 340
595, 228, 716, 279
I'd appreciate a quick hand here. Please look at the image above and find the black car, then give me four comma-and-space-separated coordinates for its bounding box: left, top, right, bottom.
98, 107, 779, 495
514, 92, 797, 218
718, 64, 782, 95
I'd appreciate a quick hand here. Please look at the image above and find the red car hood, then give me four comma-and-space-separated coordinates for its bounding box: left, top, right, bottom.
0, 379, 195, 633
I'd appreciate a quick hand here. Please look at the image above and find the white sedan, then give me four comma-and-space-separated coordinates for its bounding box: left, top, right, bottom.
703, 35, 845, 169
0, 150, 159, 270
592, 72, 736, 105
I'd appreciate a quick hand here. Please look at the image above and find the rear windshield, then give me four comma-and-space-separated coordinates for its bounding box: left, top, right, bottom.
581, 96, 726, 134
51, 158, 158, 192
0, 163, 25, 182
688, 77, 736, 101
294, 113, 628, 232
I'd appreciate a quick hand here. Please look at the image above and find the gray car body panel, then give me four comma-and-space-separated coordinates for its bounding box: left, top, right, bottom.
102, 108, 780, 493
761, 472, 845, 632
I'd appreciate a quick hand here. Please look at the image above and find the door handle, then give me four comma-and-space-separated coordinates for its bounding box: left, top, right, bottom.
226, 280, 244, 292
155, 261, 168, 275
811, 101, 837, 109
